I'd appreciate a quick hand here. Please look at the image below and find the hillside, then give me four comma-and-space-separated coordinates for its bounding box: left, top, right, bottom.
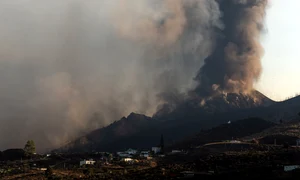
57, 113, 155, 152
154, 90, 274, 119
198, 90, 275, 113
243, 120, 300, 145
263, 95, 300, 121
56, 92, 300, 153
168, 117, 276, 150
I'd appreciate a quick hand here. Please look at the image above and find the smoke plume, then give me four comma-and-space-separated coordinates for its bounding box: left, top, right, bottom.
195, 0, 268, 96
0, 0, 223, 152
0, 0, 267, 151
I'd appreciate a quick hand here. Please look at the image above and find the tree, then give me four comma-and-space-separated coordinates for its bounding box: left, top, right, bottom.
24, 140, 35, 157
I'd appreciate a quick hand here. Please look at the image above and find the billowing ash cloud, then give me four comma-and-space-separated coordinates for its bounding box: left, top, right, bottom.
195, 0, 268, 96
0, 0, 268, 151
0, 0, 223, 151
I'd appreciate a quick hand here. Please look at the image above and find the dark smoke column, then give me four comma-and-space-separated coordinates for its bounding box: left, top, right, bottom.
195, 0, 268, 96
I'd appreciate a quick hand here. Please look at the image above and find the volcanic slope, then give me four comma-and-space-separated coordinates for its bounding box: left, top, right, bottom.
55, 90, 290, 152
168, 117, 276, 150
243, 119, 300, 146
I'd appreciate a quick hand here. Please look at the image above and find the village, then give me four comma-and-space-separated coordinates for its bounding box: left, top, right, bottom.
2, 137, 300, 179
0, 143, 182, 179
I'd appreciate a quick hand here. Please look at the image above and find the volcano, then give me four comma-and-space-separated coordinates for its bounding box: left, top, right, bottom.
154, 90, 275, 120
199, 90, 274, 112
54, 90, 288, 153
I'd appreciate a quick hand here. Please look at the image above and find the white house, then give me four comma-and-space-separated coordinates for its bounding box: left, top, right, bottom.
140, 151, 150, 158
122, 158, 134, 162
80, 159, 96, 166
126, 148, 138, 155
117, 152, 132, 157
284, 165, 300, 172
152, 147, 161, 154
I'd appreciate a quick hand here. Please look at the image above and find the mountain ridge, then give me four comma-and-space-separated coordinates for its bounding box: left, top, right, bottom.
167, 117, 276, 150
54, 91, 299, 153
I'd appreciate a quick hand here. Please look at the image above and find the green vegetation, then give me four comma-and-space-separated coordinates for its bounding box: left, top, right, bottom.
24, 140, 36, 157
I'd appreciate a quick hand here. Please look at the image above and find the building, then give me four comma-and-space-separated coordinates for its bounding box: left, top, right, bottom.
284, 165, 300, 172
126, 148, 138, 155
38, 168, 47, 171
117, 152, 131, 157
122, 158, 134, 162
140, 151, 150, 158
152, 147, 161, 154
151, 134, 164, 155
117, 149, 137, 157
80, 159, 96, 166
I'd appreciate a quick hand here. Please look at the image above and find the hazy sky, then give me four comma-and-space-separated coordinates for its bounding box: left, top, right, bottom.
256, 0, 300, 101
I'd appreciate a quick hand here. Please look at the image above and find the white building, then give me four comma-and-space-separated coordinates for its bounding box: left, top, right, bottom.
80, 159, 96, 166
122, 158, 134, 162
152, 147, 161, 154
140, 151, 150, 158
117, 152, 132, 157
126, 148, 138, 155
284, 165, 300, 172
